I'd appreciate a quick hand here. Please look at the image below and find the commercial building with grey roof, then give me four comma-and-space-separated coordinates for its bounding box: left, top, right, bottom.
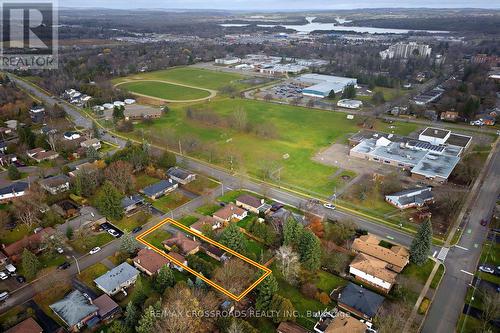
297, 74, 357, 98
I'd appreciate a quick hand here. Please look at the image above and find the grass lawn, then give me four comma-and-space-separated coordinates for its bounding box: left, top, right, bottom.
314, 270, 347, 293
430, 263, 445, 289
69, 232, 114, 253
196, 203, 220, 216
132, 98, 418, 198
135, 173, 161, 191
245, 238, 268, 263
143, 229, 172, 249
476, 271, 500, 285
114, 67, 251, 91
119, 81, 211, 100
0, 224, 33, 245
182, 175, 219, 195
217, 189, 263, 204
178, 215, 198, 227
77, 263, 109, 292
456, 314, 484, 333
479, 241, 500, 266
401, 260, 436, 285
152, 191, 191, 212
113, 211, 151, 231
236, 215, 256, 230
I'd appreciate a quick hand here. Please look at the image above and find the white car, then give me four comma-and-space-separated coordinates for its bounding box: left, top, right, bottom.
479, 265, 495, 274
0, 272, 8, 280
107, 229, 119, 237
323, 203, 336, 210
89, 247, 101, 255
56, 247, 64, 254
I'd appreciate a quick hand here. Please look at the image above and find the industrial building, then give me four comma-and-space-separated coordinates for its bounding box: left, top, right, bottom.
379, 42, 432, 59
298, 74, 357, 98
349, 128, 471, 183
337, 99, 363, 109
215, 57, 241, 65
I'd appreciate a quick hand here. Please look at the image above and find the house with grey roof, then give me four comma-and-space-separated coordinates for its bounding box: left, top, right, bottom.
167, 167, 196, 185
385, 187, 434, 209
94, 262, 139, 296
39, 174, 70, 195
335, 282, 384, 321
0, 182, 29, 202
121, 194, 145, 214
49, 290, 98, 331
141, 179, 178, 200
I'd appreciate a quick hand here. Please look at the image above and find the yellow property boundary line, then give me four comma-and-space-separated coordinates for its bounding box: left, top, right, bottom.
136, 218, 272, 301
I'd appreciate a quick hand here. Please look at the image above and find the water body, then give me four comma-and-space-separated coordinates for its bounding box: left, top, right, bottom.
220, 16, 448, 34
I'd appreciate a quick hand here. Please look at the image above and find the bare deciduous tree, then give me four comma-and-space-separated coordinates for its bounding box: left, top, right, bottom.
104, 160, 135, 194
14, 199, 40, 229
275, 245, 300, 285
212, 259, 257, 295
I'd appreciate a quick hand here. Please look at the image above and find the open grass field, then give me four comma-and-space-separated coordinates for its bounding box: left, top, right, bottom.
134, 98, 418, 197
114, 67, 252, 91
118, 80, 211, 101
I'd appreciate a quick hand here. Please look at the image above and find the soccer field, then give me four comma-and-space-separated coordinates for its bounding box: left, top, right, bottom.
118, 80, 211, 101
114, 67, 252, 91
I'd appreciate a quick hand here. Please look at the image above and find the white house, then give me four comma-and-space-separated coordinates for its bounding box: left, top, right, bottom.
63, 131, 81, 140
385, 187, 434, 209
0, 182, 29, 202
80, 138, 101, 150
349, 253, 397, 293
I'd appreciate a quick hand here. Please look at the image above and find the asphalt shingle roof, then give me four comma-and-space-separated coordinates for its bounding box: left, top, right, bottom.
338, 283, 384, 318
49, 290, 98, 327
94, 262, 139, 293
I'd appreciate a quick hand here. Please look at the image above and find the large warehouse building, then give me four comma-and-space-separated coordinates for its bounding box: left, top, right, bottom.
298, 74, 357, 98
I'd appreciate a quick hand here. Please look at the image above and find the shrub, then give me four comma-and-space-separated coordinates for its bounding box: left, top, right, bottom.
300, 282, 318, 299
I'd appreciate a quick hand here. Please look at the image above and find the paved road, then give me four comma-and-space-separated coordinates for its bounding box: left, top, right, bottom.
423, 143, 500, 333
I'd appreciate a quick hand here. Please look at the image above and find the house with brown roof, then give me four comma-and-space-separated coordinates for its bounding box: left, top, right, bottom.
26, 148, 59, 163
201, 243, 227, 262
5, 317, 43, 333
2, 227, 56, 262
93, 294, 121, 322
276, 321, 309, 333
167, 251, 188, 271
162, 233, 200, 256
235, 194, 265, 214
212, 203, 247, 224
190, 216, 223, 235
440, 111, 459, 122
351, 234, 409, 273
349, 253, 397, 293
324, 315, 368, 333
133, 248, 170, 276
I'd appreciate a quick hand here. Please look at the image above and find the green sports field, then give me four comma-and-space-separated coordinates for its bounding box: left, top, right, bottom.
132, 98, 418, 197
118, 81, 211, 100
114, 67, 252, 91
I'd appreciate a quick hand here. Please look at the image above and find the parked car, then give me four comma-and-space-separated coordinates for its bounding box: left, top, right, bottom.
479, 265, 495, 274
56, 247, 64, 254
108, 229, 119, 237
0, 291, 9, 302
480, 219, 488, 226
58, 262, 71, 270
89, 247, 101, 255
0, 272, 8, 280
323, 203, 336, 210
132, 226, 143, 233
15, 275, 26, 283
5, 264, 16, 275
83, 293, 92, 302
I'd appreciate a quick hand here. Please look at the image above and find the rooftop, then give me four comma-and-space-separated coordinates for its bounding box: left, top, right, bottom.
236, 194, 263, 209
142, 179, 177, 197
337, 282, 385, 319
167, 167, 194, 180
92, 294, 120, 318
0, 181, 29, 196
325, 315, 367, 333
5, 317, 43, 333
213, 203, 246, 220
350, 253, 397, 284
49, 290, 98, 327
133, 248, 170, 273
121, 194, 144, 208
94, 262, 139, 293
411, 153, 460, 180
420, 127, 450, 139
352, 234, 409, 272
162, 232, 200, 254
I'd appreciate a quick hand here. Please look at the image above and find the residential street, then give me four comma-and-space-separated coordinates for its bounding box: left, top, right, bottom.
423, 143, 500, 333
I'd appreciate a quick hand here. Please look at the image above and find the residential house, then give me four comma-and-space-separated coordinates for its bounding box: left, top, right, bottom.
0, 182, 29, 202
385, 187, 434, 210
162, 233, 200, 255
121, 194, 145, 215
335, 283, 384, 321
63, 131, 81, 140
94, 262, 139, 296
68, 161, 99, 177
27, 148, 59, 163
190, 216, 223, 234
2, 227, 56, 262
277, 321, 309, 333
80, 138, 101, 150
52, 200, 80, 219
351, 234, 410, 273
235, 194, 265, 214
167, 167, 196, 185
5, 120, 18, 130
93, 294, 121, 322
133, 248, 170, 276
201, 243, 227, 262
39, 175, 71, 195
212, 203, 248, 224
323, 315, 368, 333
62, 206, 106, 231
141, 179, 178, 200
0, 127, 13, 136
0, 154, 18, 167
167, 251, 188, 271
5, 317, 44, 333
29, 106, 45, 123
269, 208, 306, 233
349, 253, 397, 293
49, 290, 98, 332
440, 111, 458, 122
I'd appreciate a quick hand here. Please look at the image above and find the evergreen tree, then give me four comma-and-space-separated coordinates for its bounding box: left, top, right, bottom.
283, 217, 303, 247
21, 249, 40, 280
327, 90, 336, 99
92, 121, 101, 138
113, 106, 125, 120
155, 265, 175, 293
270, 295, 296, 323
341, 84, 356, 99
255, 273, 278, 311
219, 223, 246, 253
7, 164, 21, 180
157, 151, 177, 169
125, 302, 140, 328
297, 230, 321, 271
96, 181, 123, 220
120, 232, 139, 254
136, 304, 157, 333
86, 146, 100, 161
410, 219, 432, 265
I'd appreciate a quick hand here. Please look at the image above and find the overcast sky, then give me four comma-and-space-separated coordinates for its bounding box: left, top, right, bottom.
60, 0, 500, 10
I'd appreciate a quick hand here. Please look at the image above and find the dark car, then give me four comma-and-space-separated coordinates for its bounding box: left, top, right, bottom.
58, 262, 71, 270
132, 226, 143, 234
15, 275, 26, 283
480, 219, 488, 226
270, 203, 284, 212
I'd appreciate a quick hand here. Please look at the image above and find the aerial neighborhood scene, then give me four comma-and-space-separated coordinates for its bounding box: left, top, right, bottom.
0, 1, 500, 333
